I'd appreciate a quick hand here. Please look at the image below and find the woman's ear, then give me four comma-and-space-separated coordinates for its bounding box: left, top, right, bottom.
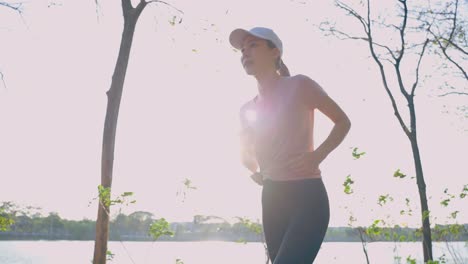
271, 48, 281, 69
278, 59, 290, 77
273, 48, 281, 61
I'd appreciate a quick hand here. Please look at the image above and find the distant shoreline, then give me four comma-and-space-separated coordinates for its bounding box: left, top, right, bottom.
1, 226, 467, 243
1, 239, 468, 244
2, 210, 466, 244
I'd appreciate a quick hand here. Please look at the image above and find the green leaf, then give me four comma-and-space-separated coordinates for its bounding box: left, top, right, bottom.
98, 185, 111, 207
351, 147, 366, 159
378, 194, 392, 206
440, 198, 450, 207
236, 238, 247, 244
422, 210, 430, 220
343, 175, 354, 194
415, 227, 423, 238
448, 224, 462, 237
106, 250, 115, 261
366, 219, 381, 236
236, 217, 263, 235
0, 216, 15, 231
183, 179, 197, 190
149, 218, 174, 240
168, 16, 177, 26
406, 255, 416, 264
460, 184, 467, 199
393, 169, 406, 178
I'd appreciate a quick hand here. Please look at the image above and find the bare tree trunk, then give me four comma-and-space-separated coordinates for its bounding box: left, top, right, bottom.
411, 139, 433, 260
93, 1, 147, 263
408, 100, 433, 260
357, 227, 370, 264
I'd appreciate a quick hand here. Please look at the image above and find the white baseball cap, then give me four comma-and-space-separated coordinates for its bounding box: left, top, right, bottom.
229, 27, 283, 56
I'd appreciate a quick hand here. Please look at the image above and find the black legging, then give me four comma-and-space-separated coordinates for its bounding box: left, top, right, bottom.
262, 178, 330, 264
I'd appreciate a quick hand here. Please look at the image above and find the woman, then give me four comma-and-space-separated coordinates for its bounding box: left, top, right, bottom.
229, 27, 351, 263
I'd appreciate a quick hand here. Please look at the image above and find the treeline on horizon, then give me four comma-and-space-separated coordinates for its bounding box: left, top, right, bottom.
1, 210, 467, 242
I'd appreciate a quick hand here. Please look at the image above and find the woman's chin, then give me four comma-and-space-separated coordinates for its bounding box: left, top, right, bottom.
243, 66, 257, 76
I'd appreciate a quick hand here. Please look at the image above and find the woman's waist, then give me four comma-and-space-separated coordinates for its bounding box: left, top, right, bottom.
259, 165, 322, 181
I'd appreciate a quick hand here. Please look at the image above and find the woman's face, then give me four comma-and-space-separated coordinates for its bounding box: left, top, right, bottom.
240, 35, 279, 75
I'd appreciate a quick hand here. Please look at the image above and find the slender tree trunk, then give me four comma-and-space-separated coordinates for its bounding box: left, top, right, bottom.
408, 100, 433, 261
357, 228, 370, 264
93, 1, 146, 263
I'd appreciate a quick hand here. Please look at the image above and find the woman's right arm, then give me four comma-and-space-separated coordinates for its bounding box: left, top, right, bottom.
239, 105, 258, 173
240, 130, 264, 185
240, 129, 258, 173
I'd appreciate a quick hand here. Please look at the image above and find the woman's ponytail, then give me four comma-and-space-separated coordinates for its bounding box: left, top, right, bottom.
278, 58, 290, 77
267, 40, 290, 77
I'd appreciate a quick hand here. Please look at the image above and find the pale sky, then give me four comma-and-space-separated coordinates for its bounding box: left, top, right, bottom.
0, 0, 467, 228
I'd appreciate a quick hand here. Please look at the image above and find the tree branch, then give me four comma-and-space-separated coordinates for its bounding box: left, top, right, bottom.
434, 35, 468, 80
371, 19, 401, 32
425, 0, 467, 80
447, 0, 458, 46
438, 92, 468, 97
93, 0, 101, 22
393, 0, 411, 100
320, 21, 397, 61
411, 39, 430, 96
372, 42, 397, 61
396, 0, 408, 63
336, 1, 369, 35
147, 0, 184, 15
0, 2, 23, 13
331, 0, 411, 135
439, 37, 468, 55
439, 0, 467, 56
0, 71, 6, 89
365, 0, 410, 136
428, 23, 468, 80
423, 0, 467, 78
324, 26, 367, 40
380, 57, 396, 65
133, 0, 148, 17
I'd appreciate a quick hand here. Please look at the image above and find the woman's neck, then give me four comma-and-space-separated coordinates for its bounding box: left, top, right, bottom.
255, 71, 281, 98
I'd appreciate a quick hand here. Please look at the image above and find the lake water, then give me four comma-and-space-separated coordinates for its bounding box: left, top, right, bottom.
0, 241, 466, 264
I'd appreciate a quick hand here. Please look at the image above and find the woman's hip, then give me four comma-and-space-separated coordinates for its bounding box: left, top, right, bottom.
262, 178, 329, 209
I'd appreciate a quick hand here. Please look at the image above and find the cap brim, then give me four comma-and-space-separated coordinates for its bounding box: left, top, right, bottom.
229, 28, 251, 50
